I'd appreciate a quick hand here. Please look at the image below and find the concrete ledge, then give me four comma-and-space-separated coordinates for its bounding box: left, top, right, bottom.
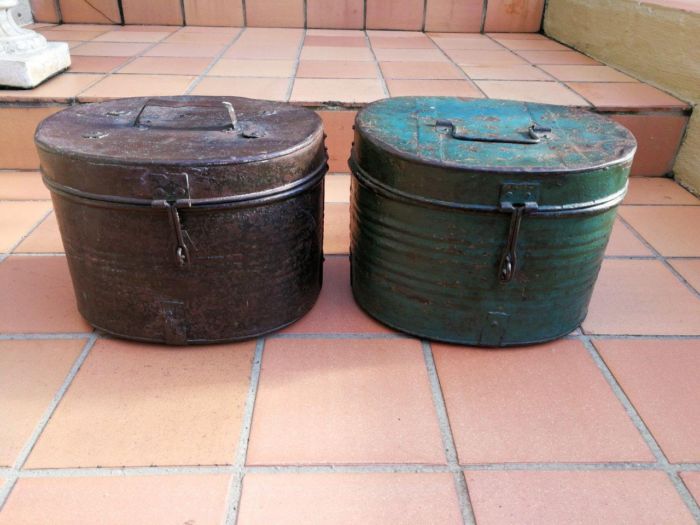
544, 0, 699, 193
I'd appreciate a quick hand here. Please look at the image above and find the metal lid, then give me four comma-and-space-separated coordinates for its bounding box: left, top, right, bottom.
354, 97, 636, 174
36, 96, 326, 202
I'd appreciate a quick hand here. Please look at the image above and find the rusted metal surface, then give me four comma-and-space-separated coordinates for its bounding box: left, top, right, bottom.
350, 97, 637, 346
36, 96, 327, 345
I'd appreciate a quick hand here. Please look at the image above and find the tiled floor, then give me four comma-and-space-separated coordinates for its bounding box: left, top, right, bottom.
0, 173, 699, 523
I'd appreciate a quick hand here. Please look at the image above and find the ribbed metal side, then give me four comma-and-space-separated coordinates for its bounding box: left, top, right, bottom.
51, 182, 324, 344
350, 175, 617, 346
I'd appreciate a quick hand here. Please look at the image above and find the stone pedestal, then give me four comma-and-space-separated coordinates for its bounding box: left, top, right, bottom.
0, 0, 70, 88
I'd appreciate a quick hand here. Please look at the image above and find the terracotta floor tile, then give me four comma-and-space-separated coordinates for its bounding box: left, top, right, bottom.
92, 30, 171, 43
483, 0, 544, 32
365, 0, 425, 31
434, 340, 653, 463
0, 106, 62, 170
370, 36, 436, 49
118, 56, 213, 75
0, 74, 103, 103
373, 48, 449, 62
317, 110, 356, 173
191, 77, 290, 101
0, 475, 231, 525
325, 175, 351, 203
516, 50, 600, 65
237, 472, 461, 524
424, 0, 483, 32
304, 35, 368, 47
307, 29, 366, 36
53, 23, 121, 31
605, 219, 653, 257
245, 0, 305, 27
247, 338, 444, 465
71, 42, 151, 57
567, 82, 689, 110
596, 339, 700, 463
431, 36, 505, 51
487, 32, 549, 41
446, 49, 528, 66
380, 61, 464, 79
224, 44, 300, 60
68, 55, 131, 73
669, 259, 700, 292
300, 46, 374, 61
291, 78, 385, 104
619, 206, 700, 256
0, 201, 51, 252
681, 472, 700, 503
475, 80, 590, 106
583, 259, 700, 335
25, 338, 255, 468
624, 178, 699, 205
386, 79, 484, 97
0, 339, 85, 466
41, 29, 106, 41
208, 59, 295, 77
144, 42, 226, 58
282, 257, 393, 334
306, 0, 364, 30
498, 39, 571, 52
0, 256, 91, 333
609, 113, 689, 176
540, 64, 638, 82
366, 30, 425, 38
178, 25, 241, 34
14, 212, 63, 254
297, 60, 378, 79
164, 31, 238, 45
78, 74, 195, 101
461, 65, 553, 80
467, 471, 695, 525
324, 203, 350, 255
0, 171, 50, 200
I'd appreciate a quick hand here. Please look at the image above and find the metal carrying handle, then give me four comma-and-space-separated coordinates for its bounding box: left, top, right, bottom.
133, 99, 239, 131
434, 120, 551, 145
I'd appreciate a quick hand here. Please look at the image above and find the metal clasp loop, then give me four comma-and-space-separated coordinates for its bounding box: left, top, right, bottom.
152, 200, 191, 268
498, 183, 540, 283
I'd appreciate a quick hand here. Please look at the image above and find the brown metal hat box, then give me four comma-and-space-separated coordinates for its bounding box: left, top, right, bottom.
35, 96, 327, 345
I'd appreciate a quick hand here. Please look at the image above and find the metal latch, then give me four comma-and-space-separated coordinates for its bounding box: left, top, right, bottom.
151, 173, 192, 268
498, 183, 539, 283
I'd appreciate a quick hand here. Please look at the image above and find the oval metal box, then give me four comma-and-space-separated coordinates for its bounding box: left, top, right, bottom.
36, 96, 327, 345
350, 97, 637, 346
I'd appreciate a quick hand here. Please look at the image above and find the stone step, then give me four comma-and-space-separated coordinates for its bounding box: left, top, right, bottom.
0, 25, 691, 177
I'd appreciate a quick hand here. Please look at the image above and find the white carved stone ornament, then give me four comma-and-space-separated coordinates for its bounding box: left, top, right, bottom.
0, 0, 71, 88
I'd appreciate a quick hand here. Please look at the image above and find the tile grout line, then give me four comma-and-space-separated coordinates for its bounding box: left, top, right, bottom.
426, 34, 489, 98
72, 28, 178, 103
223, 337, 265, 525
284, 29, 307, 102
616, 214, 700, 298
580, 336, 700, 521
185, 27, 247, 95
363, 32, 390, 97
421, 341, 476, 525
0, 333, 98, 512
8, 461, 700, 480
3, 208, 53, 256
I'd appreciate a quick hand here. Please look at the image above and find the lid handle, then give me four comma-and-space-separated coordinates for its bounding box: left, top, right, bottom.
132, 99, 239, 131
434, 120, 551, 145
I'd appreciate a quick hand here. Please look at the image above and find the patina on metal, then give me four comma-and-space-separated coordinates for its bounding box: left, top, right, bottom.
350, 97, 637, 346
36, 96, 327, 345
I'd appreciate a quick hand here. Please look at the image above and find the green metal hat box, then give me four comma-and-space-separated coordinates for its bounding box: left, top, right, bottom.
349, 97, 637, 346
